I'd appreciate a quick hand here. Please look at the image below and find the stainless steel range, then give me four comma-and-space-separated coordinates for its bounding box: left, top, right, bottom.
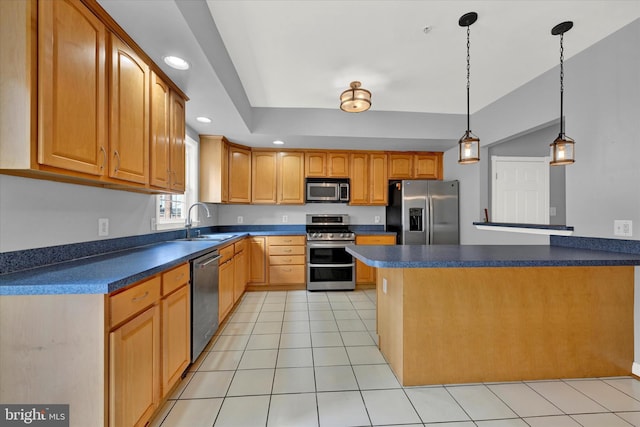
306, 214, 356, 291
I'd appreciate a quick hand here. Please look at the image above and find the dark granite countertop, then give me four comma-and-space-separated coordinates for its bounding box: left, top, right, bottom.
346, 244, 640, 269
0, 239, 230, 295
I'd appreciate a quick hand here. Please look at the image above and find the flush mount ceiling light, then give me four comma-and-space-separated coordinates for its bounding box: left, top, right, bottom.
340, 81, 371, 113
163, 55, 189, 70
550, 21, 575, 166
457, 12, 480, 165
272, 140, 285, 145
196, 116, 211, 123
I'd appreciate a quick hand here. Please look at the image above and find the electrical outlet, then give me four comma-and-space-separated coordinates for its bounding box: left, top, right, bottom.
282, 215, 288, 223
549, 207, 557, 217
382, 278, 388, 294
614, 220, 632, 237
98, 218, 109, 236
237, 216, 244, 224
374, 215, 381, 224
150, 217, 156, 231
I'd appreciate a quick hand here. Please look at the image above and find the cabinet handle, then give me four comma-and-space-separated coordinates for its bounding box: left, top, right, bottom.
284, 239, 292, 243
167, 169, 171, 185
131, 291, 149, 302
283, 268, 292, 272
285, 259, 292, 263
99, 146, 106, 170
283, 249, 292, 253
175, 273, 184, 282
113, 150, 121, 173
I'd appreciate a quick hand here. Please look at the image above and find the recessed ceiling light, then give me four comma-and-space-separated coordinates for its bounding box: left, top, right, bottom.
273, 140, 285, 145
196, 116, 212, 123
163, 56, 189, 70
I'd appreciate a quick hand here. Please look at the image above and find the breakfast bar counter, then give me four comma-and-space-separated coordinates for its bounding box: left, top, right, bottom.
346, 243, 640, 386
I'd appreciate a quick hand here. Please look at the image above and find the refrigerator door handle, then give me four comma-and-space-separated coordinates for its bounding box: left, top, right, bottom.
428, 195, 434, 244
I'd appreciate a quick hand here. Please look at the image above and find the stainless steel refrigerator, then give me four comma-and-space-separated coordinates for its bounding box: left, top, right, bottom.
386, 180, 459, 245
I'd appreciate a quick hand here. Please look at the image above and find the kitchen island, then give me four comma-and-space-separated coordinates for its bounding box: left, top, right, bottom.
346, 243, 640, 386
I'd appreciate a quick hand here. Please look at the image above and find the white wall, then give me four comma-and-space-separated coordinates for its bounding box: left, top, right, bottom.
217, 204, 385, 226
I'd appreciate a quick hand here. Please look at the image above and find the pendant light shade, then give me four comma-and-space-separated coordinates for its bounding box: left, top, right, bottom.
458, 12, 480, 164
550, 21, 575, 166
340, 81, 371, 113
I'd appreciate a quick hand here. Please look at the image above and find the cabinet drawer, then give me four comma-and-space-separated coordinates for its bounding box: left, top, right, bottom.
234, 239, 247, 254
219, 244, 235, 263
162, 263, 189, 296
269, 265, 305, 284
110, 276, 161, 328
269, 255, 305, 265
268, 235, 305, 246
269, 245, 305, 256
356, 235, 396, 245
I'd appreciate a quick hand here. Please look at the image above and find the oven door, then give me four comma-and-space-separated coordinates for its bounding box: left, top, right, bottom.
307, 241, 355, 291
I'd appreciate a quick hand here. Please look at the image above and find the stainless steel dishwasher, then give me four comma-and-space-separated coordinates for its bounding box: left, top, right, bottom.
191, 249, 220, 363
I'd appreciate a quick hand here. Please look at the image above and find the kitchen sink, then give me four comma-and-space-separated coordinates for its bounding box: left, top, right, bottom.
178, 234, 237, 242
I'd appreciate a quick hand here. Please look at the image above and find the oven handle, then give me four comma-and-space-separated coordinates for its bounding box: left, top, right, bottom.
307, 241, 355, 248
308, 263, 355, 268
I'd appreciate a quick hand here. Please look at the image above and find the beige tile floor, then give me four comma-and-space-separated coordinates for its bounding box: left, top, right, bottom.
151, 289, 640, 427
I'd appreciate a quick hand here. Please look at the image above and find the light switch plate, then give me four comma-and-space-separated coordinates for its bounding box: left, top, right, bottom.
98, 218, 109, 236
237, 216, 244, 224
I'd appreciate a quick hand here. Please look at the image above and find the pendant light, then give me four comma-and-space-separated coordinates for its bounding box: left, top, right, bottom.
550, 21, 575, 166
458, 12, 480, 164
340, 81, 371, 113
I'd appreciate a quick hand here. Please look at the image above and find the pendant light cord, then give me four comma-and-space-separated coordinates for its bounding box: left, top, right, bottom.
559, 33, 565, 136
466, 25, 471, 132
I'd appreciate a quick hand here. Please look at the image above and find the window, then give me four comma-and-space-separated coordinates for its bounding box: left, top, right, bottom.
156, 135, 198, 229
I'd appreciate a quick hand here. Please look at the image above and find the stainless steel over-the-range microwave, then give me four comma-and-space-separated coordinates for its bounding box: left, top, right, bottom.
305, 178, 350, 203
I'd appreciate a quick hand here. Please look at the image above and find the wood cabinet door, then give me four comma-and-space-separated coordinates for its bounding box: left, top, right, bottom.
234, 247, 247, 303
355, 235, 396, 285
150, 72, 170, 188
228, 145, 251, 203
369, 153, 388, 205
251, 151, 277, 204
278, 152, 305, 204
388, 154, 413, 179
38, 0, 107, 176
109, 35, 149, 184
169, 92, 186, 191
328, 152, 350, 177
349, 153, 369, 205
218, 258, 235, 323
414, 153, 443, 180
249, 237, 266, 284
305, 152, 326, 177
109, 305, 160, 427
161, 285, 190, 396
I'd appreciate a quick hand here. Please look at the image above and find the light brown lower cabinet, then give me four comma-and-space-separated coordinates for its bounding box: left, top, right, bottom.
355, 235, 396, 285
108, 263, 190, 427
268, 235, 306, 285
218, 244, 235, 323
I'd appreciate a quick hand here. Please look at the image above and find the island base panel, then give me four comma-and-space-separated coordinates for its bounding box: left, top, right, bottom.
377, 266, 633, 386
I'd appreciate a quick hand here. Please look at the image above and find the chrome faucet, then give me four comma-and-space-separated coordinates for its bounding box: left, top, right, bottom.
185, 202, 211, 238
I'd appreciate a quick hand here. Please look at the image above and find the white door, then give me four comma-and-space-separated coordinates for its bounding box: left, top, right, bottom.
491, 156, 549, 224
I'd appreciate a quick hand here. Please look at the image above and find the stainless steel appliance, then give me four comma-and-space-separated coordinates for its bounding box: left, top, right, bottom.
306, 178, 350, 203
191, 249, 220, 362
386, 180, 459, 245
306, 214, 355, 291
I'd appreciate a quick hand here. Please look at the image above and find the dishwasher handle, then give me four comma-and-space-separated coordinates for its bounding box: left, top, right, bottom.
197, 254, 221, 268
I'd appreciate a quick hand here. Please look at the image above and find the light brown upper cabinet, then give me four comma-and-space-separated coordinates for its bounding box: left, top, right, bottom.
150, 72, 170, 189
1, 0, 187, 194
228, 145, 252, 203
109, 35, 149, 185
199, 135, 229, 203
305, 151, 349, 178
37, 0, 108, 177
151, 79, 185, 192
350, 152, 388, 205
169, 92, 186, 192
388, 152, 443, 180
252, 151, 304, 205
